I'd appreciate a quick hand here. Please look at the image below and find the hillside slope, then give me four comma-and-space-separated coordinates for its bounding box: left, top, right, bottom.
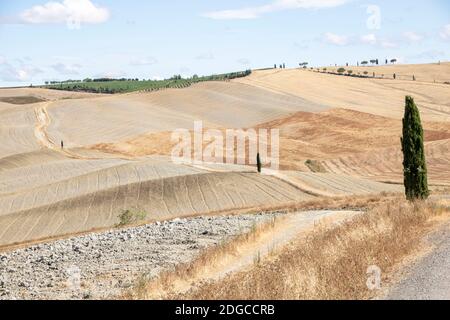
234, 65, 450, 122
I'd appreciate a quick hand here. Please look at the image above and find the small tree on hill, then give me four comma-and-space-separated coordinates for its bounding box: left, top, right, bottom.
257, 153, 262, 173
337, 68, 346, 74
401, 96, 429, 200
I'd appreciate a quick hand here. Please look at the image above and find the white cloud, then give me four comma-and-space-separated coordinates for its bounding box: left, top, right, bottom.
94, 71, 126, 79
0, 64, 43, 82
403, 31, 423, 43
20, 0, 109, 25
440, 24, 450, 40
324, 32, 349, 46
380, 40, 397, 48
203, 0, 351, 20
130, 57, 158, 66
360, 34, 377, 45
150, 76, 164, 81
51, 62, 82, 75
323, 32, 400, 49
237, 58, 251, 65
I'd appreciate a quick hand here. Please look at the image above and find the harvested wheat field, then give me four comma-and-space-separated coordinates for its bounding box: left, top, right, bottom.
0, 63, 449, 249
235, 64, 450, 121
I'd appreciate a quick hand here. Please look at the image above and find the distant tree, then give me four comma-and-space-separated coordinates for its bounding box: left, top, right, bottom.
385, 59, 388, 64
376, 59, 379, 65
283, 63, 286, 69
337, 68, 346, 74
393, 73, 396, 80
257, 153, 262, 173
363, 71, 369, 75
361, 61, 368, 65
323, 68, 327, 72
370, 59, 377, 65
401, 96, 429, 200
347, 70, 353, 75
45, 81, 49, 85
274, 64, 277, 69
391, 59, 397, 64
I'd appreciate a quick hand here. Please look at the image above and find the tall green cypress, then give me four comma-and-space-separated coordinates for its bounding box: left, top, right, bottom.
401, 96, 429, 200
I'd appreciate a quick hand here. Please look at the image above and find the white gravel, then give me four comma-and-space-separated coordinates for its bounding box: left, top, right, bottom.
0, 212, 283, 300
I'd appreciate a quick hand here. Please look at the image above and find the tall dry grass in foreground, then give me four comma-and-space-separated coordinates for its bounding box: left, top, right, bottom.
173, 200, 448, 300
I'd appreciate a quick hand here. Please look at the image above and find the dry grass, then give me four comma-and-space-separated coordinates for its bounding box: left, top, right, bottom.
123, 215, 281, 300
179, 199, 448, 300
128, 197, 449, 300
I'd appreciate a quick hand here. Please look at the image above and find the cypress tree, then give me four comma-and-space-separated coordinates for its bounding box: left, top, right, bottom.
257, 153, 262, 173
401, 96, 429, 200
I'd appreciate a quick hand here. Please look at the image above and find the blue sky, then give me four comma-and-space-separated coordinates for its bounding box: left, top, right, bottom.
0, 0, 449, 87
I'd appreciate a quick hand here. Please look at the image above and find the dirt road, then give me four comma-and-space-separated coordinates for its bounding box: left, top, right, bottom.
34, 104, 89, 160
143, 210, 361, 299
384, 221, 450, 300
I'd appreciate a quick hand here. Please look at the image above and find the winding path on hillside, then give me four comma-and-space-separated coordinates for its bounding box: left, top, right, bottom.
34, 103, 136, 161
34, 103, 92, 160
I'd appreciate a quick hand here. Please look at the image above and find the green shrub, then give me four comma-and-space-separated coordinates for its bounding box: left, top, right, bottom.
305, 160, 327, 173
116, 208, 148, 227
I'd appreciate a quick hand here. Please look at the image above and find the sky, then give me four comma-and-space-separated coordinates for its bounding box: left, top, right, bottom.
0, 0, 449, 87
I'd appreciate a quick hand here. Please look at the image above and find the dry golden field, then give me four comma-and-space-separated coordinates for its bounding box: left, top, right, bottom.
1, 62, 449, 247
